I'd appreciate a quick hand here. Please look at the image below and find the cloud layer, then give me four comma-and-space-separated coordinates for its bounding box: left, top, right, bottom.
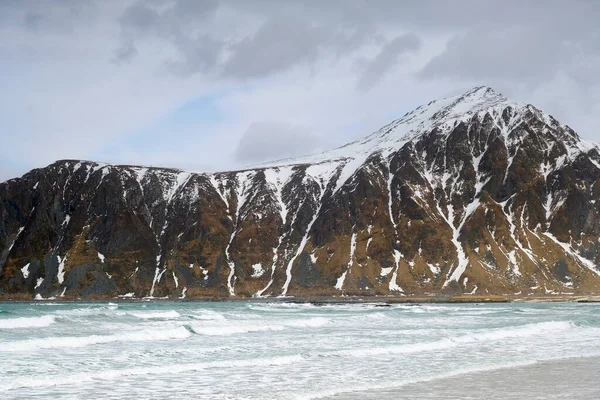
235, 122, 324, 165
2, 0, 600, 181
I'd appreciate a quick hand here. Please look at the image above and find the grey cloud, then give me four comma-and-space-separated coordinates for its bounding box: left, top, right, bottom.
235, 122, 323, 164
115, 0, 221, 70
358, 33, 421, 91
115, 0, 378, 79
222, 0, 568, 34
164, 35, 223, 76
118, 0, 590, 83
352, 0, 597, 32
222, 16, 335, 79
112, 40, 137, 63
120, 3, 159, 32
22, 11, 43, 30
420, 27, 570, 83
415, 0, 600, 87
119, 0, 219, 34
2, 0, 99, 33
168, 0, 219, 21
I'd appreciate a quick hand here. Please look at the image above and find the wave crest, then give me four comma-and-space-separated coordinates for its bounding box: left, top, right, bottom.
333, 320, 575, 358
0, 315, 56, 329
2, 326, 191, 352
129, 310, 181, 319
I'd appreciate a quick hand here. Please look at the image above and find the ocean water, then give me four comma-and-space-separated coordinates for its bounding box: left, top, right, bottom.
1, 301, 600, 399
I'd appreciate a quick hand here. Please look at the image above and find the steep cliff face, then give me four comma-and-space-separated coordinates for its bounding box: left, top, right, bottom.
3, 86, 600, 299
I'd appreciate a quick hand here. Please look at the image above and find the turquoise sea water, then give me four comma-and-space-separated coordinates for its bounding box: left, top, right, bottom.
1, 301, 600, 399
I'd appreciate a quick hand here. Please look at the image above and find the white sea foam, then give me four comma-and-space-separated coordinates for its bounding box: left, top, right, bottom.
296, 359, 545, 400
246, 305, 295, 313
51, 306, 124, 318
247, 303, 316, 312
332, 321, 575, 358
1, 354, 304, 391
191, 317, 329, 336
0, 315, 56, 329
129, 310, 181, 319
1, 326, 191, 352
285, 317, 330, 328
192, 323, 286, 336
188, 310, 227, 321
362, 312, 392, 321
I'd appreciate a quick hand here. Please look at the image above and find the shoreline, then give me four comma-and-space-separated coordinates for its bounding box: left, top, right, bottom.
324, 355, 600, 399
322, 355, 600, 400
3, 294, 600, 304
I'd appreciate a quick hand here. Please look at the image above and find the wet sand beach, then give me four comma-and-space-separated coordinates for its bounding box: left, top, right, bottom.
326, 356, 600, 399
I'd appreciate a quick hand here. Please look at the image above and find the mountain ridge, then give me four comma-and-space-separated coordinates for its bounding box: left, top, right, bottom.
11, 86, 592, 179
3, 86, 600, 299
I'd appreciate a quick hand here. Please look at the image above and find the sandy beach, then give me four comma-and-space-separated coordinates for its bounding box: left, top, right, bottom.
325, 356, 600, 399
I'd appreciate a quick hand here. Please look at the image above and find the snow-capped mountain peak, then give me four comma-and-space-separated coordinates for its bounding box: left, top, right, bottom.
258, 86, 521, 169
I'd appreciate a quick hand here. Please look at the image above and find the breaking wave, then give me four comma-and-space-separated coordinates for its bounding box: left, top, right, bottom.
332, 320, 575, 358
191, 323, 285, 336
129, 310, 181, 319
187, 310, 227, 321
2, 354, 305, 391
0, 315, 57, 329
1, 326, 192, 352
247, 303, 317, 312
191, 317, 330, 336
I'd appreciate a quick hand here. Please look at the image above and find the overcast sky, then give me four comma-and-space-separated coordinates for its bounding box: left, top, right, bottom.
2, 0, 600, 181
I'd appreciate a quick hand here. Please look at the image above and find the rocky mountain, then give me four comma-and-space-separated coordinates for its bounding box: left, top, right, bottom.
3, 86, 600, 300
